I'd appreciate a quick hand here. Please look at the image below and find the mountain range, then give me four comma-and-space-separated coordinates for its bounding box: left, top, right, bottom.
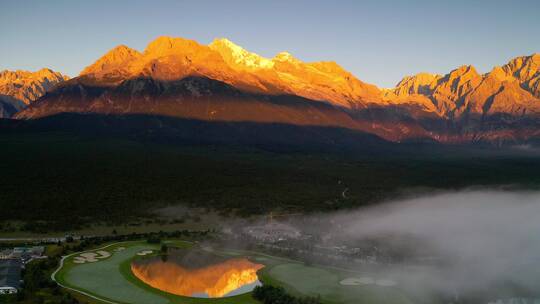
3, 36, 539, 145
0, 69, 68, 118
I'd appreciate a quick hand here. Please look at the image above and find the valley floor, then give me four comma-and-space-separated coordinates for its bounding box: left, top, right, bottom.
1, 132, 539, 233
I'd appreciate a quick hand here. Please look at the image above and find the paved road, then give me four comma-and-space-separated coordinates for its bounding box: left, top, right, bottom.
0, 236, 86, 242
51, 241, 131, 304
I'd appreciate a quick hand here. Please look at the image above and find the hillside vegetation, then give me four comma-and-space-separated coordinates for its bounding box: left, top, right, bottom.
1, 131, 539, 231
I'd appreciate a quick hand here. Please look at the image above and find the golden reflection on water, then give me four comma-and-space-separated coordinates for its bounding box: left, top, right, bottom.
131, 257, 264, 298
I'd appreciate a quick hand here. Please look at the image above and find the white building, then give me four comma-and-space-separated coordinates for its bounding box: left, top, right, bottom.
0, 286, 17, 294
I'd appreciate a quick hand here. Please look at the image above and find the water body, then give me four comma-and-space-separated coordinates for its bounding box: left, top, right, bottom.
131, 250, 264, 298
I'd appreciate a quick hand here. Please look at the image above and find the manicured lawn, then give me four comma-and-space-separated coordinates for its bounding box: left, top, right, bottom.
56, 241, 424, 304
55, 241, 259, 304
223, 249, 418, 304
57, 243, 167, 304
259, 261, 416, 304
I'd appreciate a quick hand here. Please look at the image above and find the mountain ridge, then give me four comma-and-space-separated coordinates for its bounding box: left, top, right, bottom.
73, 36, 539, 117
386, 54, 540, 118
6, 36, 540, 144
0, 68, 68, 118
0, 68, 69, 104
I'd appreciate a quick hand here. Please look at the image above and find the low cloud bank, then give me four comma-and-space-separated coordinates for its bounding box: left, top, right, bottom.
219, 189, 540, 302
329, 190, 540, 299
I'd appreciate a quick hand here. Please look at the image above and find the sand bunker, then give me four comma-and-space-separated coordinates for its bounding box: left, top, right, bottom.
375, 279, 397, 287
73, 257, 86, 264
96, 251, 111, 258
136, 250, 153, 256
339, 277, 375, 285
73, 250, 111, 264
114, 247, 125, 252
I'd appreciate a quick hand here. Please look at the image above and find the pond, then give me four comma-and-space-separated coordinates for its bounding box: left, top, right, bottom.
131, 249, 264, 298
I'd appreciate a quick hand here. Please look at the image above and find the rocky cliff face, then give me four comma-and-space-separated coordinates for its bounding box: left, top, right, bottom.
0, 69, 69, 104
500, 53, 540, 97
386, 55, 540, 118
0, 69, 68, 118
13, 36, 540, 144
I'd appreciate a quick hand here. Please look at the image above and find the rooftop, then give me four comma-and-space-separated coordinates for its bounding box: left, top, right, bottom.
0, 259, 22, 289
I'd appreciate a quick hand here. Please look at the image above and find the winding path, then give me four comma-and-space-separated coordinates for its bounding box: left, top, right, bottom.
51, 241, 134, 304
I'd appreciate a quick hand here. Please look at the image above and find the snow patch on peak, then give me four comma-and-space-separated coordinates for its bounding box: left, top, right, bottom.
273, 51, 299, 63
210, 38, 240, 50
209, 38, 274, 70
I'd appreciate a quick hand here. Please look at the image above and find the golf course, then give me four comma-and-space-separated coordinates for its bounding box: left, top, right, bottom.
52, 240, 418, 304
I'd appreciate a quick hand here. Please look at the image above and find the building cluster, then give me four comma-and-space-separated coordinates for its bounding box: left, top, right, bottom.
241, 222, 304, 243
232, 221, 400, 267
0, 246, 45, 295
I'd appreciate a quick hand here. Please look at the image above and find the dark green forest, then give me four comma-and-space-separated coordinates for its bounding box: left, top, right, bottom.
1, 132, 539, 231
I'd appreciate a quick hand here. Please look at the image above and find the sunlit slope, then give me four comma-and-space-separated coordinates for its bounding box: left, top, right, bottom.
14, 36, 540, 144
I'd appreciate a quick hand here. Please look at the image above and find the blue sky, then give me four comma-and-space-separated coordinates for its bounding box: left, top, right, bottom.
1, 0, 539, 87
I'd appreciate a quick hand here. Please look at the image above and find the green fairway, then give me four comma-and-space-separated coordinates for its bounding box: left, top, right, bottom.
263, 263, 414, 304
61, 244, 167, 304
54, 241, 424, 304
54, 241, 261, 304
212, 248, 422, 304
